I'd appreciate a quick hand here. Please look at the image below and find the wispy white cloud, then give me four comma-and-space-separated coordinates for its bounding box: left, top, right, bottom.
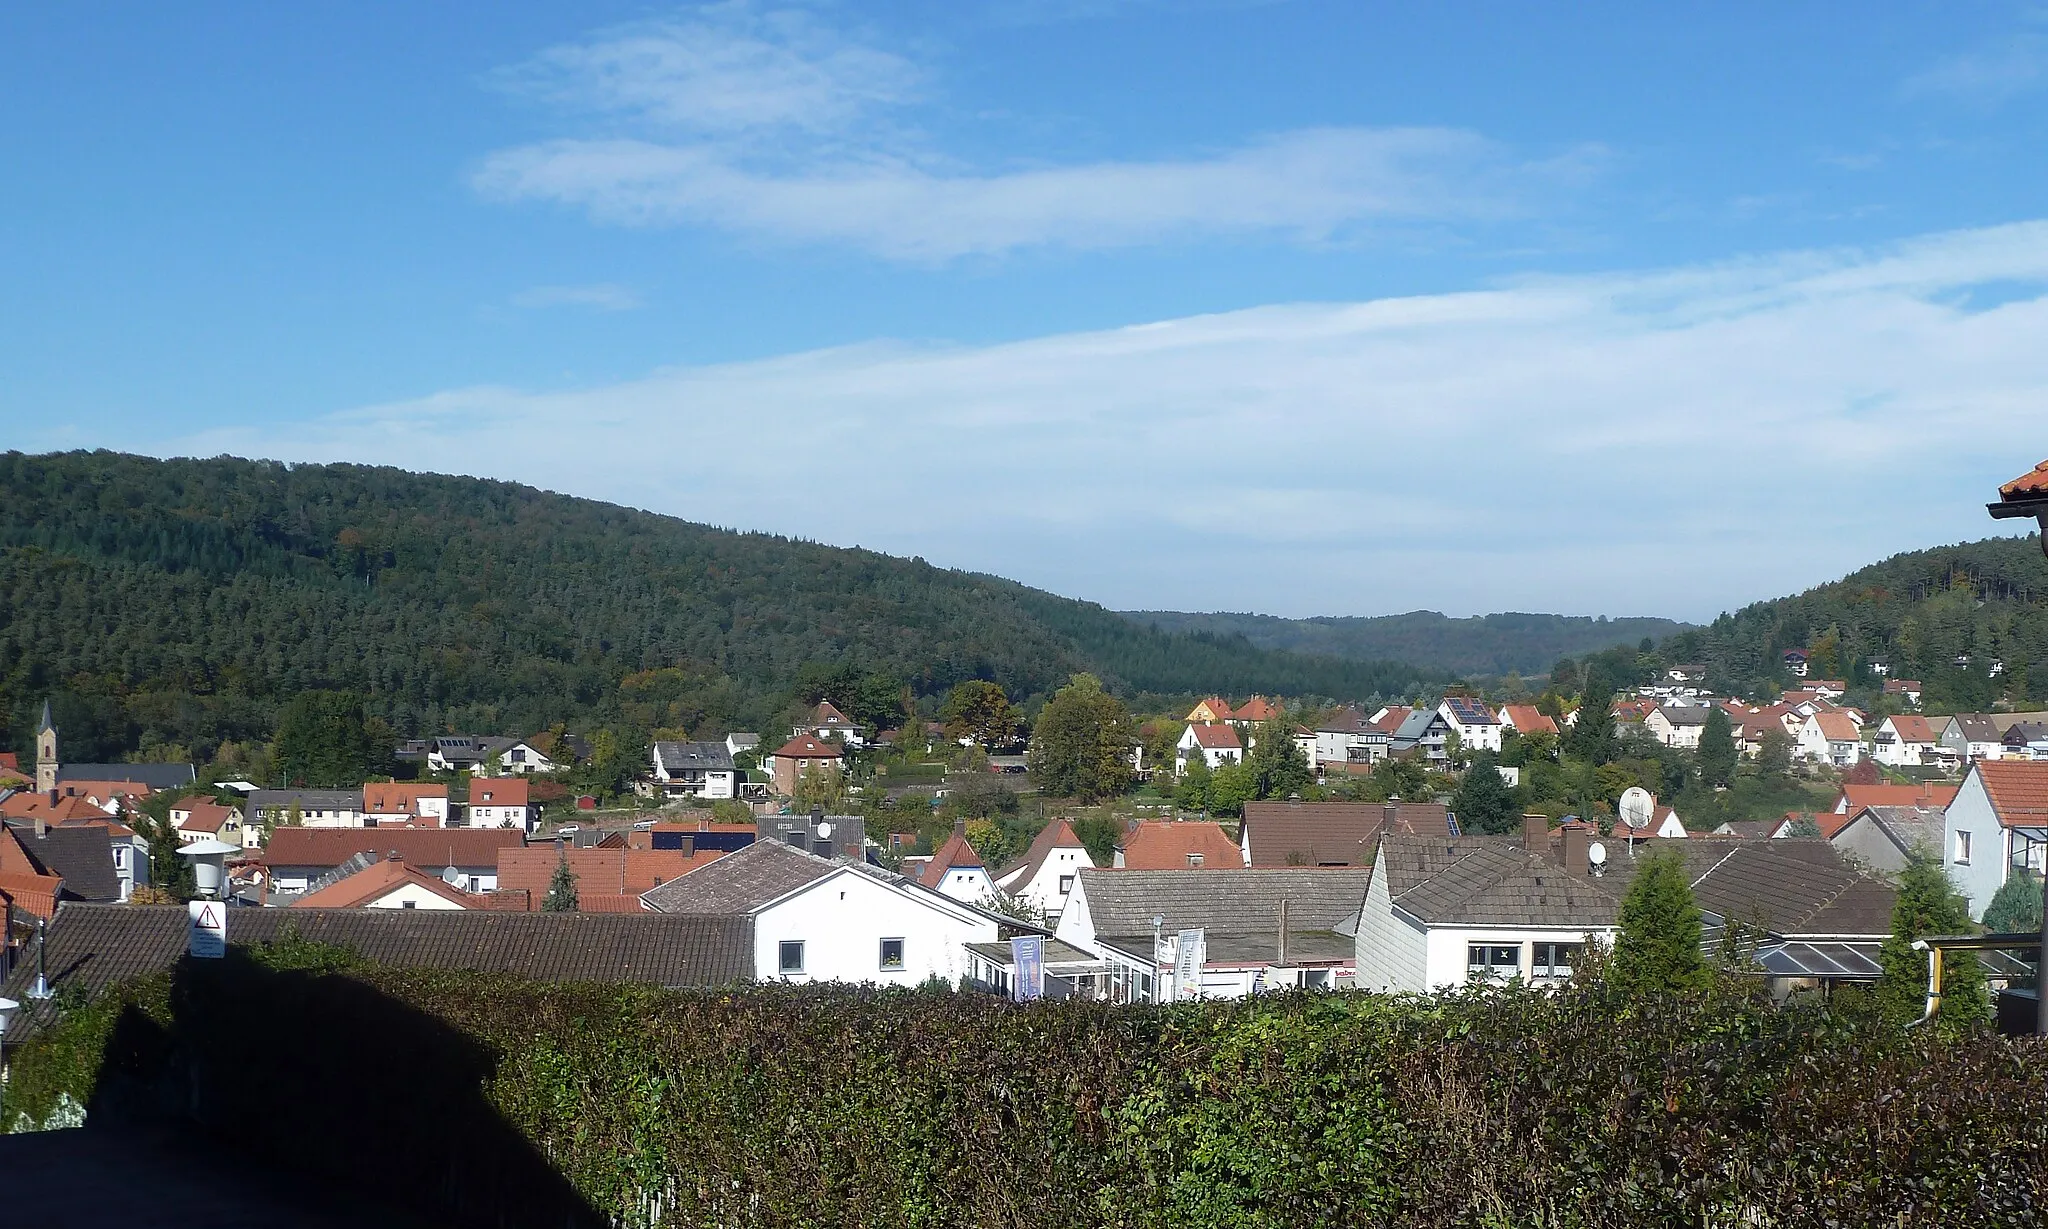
473, 6, 1596, 260
1903, 33, 2048, 104
509, 282, 644, 310
168, 220, 2048, 620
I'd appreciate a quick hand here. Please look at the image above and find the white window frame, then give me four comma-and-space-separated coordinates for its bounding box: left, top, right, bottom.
879, 937, 906, 971
778, 940, 806, 975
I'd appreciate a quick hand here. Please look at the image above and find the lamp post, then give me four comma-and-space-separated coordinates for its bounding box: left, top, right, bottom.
177, 838, 238, 900
1985, 459, 2048, 1036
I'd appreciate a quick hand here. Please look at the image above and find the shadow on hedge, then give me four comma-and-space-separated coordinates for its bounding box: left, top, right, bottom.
84, 949, 606, 1229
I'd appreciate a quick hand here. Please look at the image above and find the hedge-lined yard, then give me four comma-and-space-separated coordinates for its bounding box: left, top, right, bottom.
4, 939, 2046, 1228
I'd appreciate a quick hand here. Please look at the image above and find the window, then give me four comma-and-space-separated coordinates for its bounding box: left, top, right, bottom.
1058, 875, 1075, 894
1532, 942, 1581, 980
510, 748, 526, 763
1187, 853, 1204, 867
778, 940, 806, 975
1466, 943, 1520, 983
1956, 830, 1973, 865
879, 937, 905, 971
401, 900, 417, 909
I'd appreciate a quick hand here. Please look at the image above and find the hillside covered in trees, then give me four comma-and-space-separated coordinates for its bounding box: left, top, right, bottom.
1623, 536, 2048, 709
1125, 609, 1692, 677
0, 451, 1439, 764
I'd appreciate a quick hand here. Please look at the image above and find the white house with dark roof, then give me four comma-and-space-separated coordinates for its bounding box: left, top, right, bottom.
1436, 697, 1502, 753
649, 741, 738, 800
642, 838, 1023, 985
1645, 704, 1712, 750
992, 817, 1094, 924
1940, 714, 2007, 764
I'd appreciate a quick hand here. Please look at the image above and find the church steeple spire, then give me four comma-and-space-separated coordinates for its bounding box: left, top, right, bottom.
38, 698, 54, 734
35, 698, 58, 793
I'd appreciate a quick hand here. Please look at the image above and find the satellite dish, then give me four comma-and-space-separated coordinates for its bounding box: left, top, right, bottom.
441, 865, 461, 885
815, 821, 833, 840
1618, 787, 1655, 831
1587, 841, 1608, 867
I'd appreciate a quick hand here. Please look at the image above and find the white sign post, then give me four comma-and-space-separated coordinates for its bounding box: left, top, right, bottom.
188, 899, 227, 959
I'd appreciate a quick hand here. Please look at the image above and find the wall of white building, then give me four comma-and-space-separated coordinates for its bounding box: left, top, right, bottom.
1351, 869, 1429, 992
754, 869, 999, 986
1945, 770, 2007, 921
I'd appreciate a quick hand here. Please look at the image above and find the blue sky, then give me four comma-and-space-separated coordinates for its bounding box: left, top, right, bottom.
6, 2, 2048, 620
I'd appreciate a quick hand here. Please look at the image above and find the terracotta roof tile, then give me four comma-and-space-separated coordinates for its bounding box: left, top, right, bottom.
772, 734, 844, 759
263, 827, 525, 868
919, 832, 985, 888
2000, 459, 2048, 498
1187, 724, 1243, 750
497, 846, 725, 908
1118, 821, 1243, 870
1242, 801, 1448, 868
291, 857, 481, 909
1500, 705, 1558, 735
1976, 760, 2048, 828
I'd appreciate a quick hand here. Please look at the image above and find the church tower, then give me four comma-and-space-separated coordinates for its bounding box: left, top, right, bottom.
35, 699, 58, 794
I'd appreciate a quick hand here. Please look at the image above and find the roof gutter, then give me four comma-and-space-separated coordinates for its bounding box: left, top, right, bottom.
1909, 932, 2042, 1029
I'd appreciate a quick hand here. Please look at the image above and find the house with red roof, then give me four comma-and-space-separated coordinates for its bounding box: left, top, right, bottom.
1832, 781, 1959, 816
796, 700, 866, 748
466, 777, 533, 831
494, 844, 724, 911
919, 822, 996, 904
291, 853, 482, 910
992, 818, 1094, 923
1883, 678, 1924, 707
1228, 696, 1281, 727
1116, 820, 1244, 870
1498, 705, 1558, 738
362, 781, 451, 827
1176, 722, 1243, 771
1185, 698, 1235, 724
1871, 715, 1942, 768
765, 734, 844, 797
170, 796, 249, 848
1796, 711, 1865, 767
1943, 759, 2048, 921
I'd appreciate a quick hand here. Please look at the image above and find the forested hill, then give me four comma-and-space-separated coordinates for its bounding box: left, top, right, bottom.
1635, 535, 2048, 709
1123, 609, 1692, 677
0, 451, 1439, 763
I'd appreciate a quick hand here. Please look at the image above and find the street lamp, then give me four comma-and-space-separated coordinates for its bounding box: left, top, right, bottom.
177, 838, 239, 900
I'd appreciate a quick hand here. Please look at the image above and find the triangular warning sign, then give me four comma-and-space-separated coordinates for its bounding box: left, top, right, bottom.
198, 904, 220, 928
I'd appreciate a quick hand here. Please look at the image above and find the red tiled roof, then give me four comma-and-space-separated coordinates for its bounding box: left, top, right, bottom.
0, 870, 61, 920
292, 857, 480, 909
362, 782, 449, 813
1882, 715, 1940, 744
174, 799, 239, 833
1187, 698, 1234, 722
1188, 724, 1243, 750
1810, 711, 1861, 741
1839, 783, 1958, 813
772, 735, 843, 759
262, 827, 526, 868
2000, 459, 2048, 498
469, 778, 530, 807
1499, 705, 1558, 736
496, 846, 725, 908
919, 832, 985, 888
1117, 821, 1243, 871
1234, 696, 1280, 722
0, 792, 108, 822
1976, 760, 2048, 828
0, 753, 16, 772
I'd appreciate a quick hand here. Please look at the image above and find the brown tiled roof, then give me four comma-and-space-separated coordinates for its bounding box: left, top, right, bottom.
1883, 715, 1940, 743
1234, 696, 1281, 722
1369, 709, 1410, 734
469, 778, 530, 807
1242, 801, 1449, 868
362, 782, 449, 813
772, 734, 843, 759
497, 847, 724, 908
994, 817, 1092, 884
174, 798, 239, 833
263, 827, 525, 868
291, 857, 480, 909
919, 832, 985, 888
1810, 712, 1861, 741
1187, 724, 1242, 750
640, 838, 836, 913
1117, 821, 1242, 871
0, 904, 754, 1012
1976, 760, 2048, 828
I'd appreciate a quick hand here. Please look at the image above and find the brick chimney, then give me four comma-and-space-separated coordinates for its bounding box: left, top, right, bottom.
1522, 813, 1549, 855
953, 818, 968, 839
1562, 825, 1591, 876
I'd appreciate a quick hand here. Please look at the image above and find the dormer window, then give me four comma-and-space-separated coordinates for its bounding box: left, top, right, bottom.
1187, 853, 1204, 867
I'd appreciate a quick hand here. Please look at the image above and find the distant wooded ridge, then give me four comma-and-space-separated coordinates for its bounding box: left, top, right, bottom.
1123, 609, 1695, 678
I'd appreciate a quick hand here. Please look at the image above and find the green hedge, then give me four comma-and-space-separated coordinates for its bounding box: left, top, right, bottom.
5, 944, 2046, 1228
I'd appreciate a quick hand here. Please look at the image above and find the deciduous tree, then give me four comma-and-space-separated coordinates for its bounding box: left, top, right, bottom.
1025, 674, 1135, 802
942, 681, 1018, 749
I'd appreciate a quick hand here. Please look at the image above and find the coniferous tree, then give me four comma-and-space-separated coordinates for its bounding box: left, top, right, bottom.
1246, 715, 1313, 800
1610, 850, 1710, 994
1875, 855, 1987, 1032
1984, 870, 2045, 936
542, 858, 579, 913
1697, 707, 1738, 789
1451, 752, 1518, 834
1567, 692, 1615, 765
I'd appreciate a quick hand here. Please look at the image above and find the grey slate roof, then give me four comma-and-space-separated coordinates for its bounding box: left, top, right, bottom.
1950, 714, 2003, 743
1074, 867, 1372, 941
249, 788, 364, 813
1852, 805, 1946, 860
1658, 705, 1713, 726
6, 823, 122, 902
0, 904, 754, 1017
54, 762, 196, 790
1392, 710, 1444, 744
653, 741, 736, 774
640, 837, 835, 914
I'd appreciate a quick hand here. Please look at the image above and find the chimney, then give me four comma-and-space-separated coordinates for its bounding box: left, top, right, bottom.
678, 834, 696, 858
1287, 793, 1301, 807
387, 850, 403, 865
811, 805, 825, 823
34, 812, 48, 838
1276, 897, 1290, 967
1522, 813, 1549, 855
1562, 826, 1591, 876
953, 818, 967, 839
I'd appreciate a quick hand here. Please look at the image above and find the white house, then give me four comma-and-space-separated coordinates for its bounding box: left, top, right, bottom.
1177, 722, 1244, 771
1940, 715, 2006, 763
1436, 697, 1503, 754
361, 782, 451, 827
466, 778, 534, 831
170, 796, 249, 847
1311, 708, 1389, 770
649, 741, 738, 801
247, 789, 367, 829
643, 838, 1017, 986
992, 818, 1095, 925
798, 701, 868, 748
1796, 712, 1864, 766
1645, 704, 1712, 750
488, 739, 558, 775
1871, 715, 1941, 768
918, 825, 999, 905
1942, 759, 2048, 921
289, 855, 479, 909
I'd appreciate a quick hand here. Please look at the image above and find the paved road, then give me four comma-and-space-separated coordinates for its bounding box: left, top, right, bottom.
0, 1126, 441, 1227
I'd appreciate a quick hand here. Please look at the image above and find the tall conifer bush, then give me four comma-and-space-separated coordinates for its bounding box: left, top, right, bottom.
542, 859, 579, 913
1610, 850, 1710, 993
1876, 855, 1987, 1032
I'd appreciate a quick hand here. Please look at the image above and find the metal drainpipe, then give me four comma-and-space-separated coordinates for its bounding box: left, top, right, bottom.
1908, 940, 1943, 1029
